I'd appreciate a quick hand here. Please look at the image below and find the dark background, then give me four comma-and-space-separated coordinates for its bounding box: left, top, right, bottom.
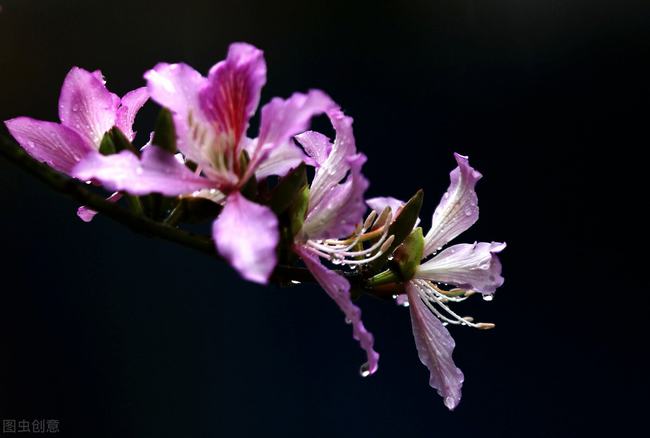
1, 0, 648, 436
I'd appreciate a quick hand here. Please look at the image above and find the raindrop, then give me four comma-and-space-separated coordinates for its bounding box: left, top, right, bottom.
442, 322, 449, 326
136, 166, 144, 175
290, 280, 301, 285
344, 317, 352, 324
464, 208, 473, 216
359, 362, 371, 378
482, 295, 494, 302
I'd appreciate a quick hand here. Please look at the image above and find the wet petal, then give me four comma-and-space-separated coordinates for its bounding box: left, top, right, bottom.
72, 146, 213, 196
406, 281, 464, 410
200, 42, 266, 152
253, 140, 307, 179
305, 109, 358, 208
416, 242, 506, 294
116, 87, 149, 141
4, 117, 95, 174
302, 152, 368, 239
294, 130, 331, 166
295, 245, 380, 375
212, 192, 279, 284
247, 89, 334, 179
58, 67, 120, 146
423, 153, 482, 258
144, 62, 207, 162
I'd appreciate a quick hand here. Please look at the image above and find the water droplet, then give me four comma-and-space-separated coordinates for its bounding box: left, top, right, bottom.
135, 166, 144, 175
359, 362, 372, 377
344, 317, 352, 324
442, 322, 449, 326
464, 208, 473, 216
482, 294, 494, 302
290, 280, 301, 285
72, 104, 79, 112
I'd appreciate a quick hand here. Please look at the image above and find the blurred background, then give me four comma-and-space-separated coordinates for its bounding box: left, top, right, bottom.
1, 0, 648, 436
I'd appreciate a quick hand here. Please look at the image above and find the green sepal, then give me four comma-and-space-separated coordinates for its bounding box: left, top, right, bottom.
393, 227, 424, 281
288, 185, 309, 239
268, 163, 307, 215
152, 108, 177, 154
366, 189, 423, 273
108, 127, 139, 156
99, 132, 117, 155
239, 151, 258, 200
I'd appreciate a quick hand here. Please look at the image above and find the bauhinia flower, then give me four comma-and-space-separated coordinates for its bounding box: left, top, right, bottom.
4, 67, 149, 221
367, 153, 505, 410
4, 67, 148, 174
289, 108, 392, 376
72, 42, 335, 284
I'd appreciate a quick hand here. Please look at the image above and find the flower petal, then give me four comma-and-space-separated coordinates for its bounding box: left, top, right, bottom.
302, 152, 368, 239
416, 242, 506, 294
299, 109, 369, 239
116, 87, 149, 141
212, 192, 279, 284
406, 281, 464, 410
251, 139, 307, 179
72, 147, 213, 196
200, 42, 266, 152
295, 245, 380, 375
58, 67, 120, 147
4, 117, 95, 174
306, 109, 358, 208
144, 62, 207, 162
77, 192, 123, 223
294, 130, 331, 166
423, 153, 483, 258
246, 89, 334, 179
366, 196, 405, 215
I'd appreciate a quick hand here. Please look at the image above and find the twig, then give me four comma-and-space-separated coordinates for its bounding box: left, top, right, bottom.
0, 130, 320, 286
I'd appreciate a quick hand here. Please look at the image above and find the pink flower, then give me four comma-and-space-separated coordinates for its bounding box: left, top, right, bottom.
72, 43, 335, 284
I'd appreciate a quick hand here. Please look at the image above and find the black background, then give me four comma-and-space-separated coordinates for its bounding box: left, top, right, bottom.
1, 0, 648, 437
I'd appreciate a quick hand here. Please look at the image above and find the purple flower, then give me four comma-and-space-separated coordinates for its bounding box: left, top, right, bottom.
367, 153, 505, 410
292, 108, 381, 377
72, 43, 335, 284
4, 67, 148, 175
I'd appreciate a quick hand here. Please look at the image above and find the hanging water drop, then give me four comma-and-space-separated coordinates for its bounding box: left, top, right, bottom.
482, 294, 494, 302
359, 362, 371, 377
290, 280, 301, 285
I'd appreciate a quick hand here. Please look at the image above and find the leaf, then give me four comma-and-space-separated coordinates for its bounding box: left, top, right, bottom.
151, 108, 177, 154
99, 132, 116, 156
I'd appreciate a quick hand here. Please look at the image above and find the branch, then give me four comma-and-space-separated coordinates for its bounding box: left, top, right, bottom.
0, 130, 318, 285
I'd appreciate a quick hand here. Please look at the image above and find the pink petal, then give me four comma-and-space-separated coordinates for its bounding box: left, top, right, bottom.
252, 139, 307, 179
144, 62, 207, 163
416, 242, 506, 294
366, 196, 405, 215
212, 192, 279, 284
72, 147, 213, 196
294, 130, 331, 166
246, 89, 334, 179
116, 87, 149, 141
77, 192, 123, 222
302, 153, 369, 239
299, 109, 369, 239
423, 153, 483, 258
58, 67, 120, 147
4, 117, 95, 174
406, 281, 464, 410
295, 245, 380, 375
199, 42, 266, 153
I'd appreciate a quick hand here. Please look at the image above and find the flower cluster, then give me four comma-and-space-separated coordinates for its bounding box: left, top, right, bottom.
4, 42, 505, 410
